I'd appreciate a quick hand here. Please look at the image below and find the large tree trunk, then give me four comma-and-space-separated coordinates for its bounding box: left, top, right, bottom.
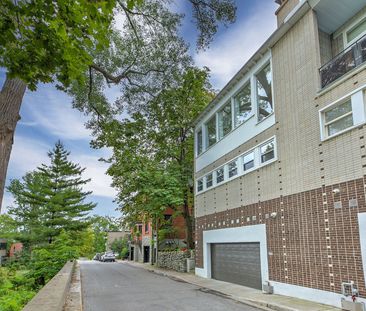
0, 76, 27, 212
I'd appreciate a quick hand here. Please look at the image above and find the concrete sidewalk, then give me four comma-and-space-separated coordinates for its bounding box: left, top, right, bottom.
124, 261, 340, 311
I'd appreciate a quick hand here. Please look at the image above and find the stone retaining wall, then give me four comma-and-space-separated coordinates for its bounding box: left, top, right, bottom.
157, 250, 192, 272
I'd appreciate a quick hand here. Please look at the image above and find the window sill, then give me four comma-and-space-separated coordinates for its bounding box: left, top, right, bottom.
256, 112, 274, 125
321, 122, 365, 142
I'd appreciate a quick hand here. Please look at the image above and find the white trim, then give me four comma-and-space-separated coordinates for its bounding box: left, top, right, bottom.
343, 13, 366, 48
271, 281, 366, 308
197, 224, 269, 287
319, 85, 366, 141
358, 213, 366, 288
196, 136, 277, 195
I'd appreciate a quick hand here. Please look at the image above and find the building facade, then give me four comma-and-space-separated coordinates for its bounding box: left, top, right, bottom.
193, 0, 366, 308
129, 207, 187, 264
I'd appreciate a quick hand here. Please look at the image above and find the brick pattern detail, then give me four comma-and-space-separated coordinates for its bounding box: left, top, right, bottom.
195, 177, 366, 297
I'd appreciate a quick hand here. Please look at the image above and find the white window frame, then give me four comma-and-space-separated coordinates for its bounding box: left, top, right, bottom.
255, 60, 274, 123
233, 81, 253, 128
217, 101, 233, 140
205, 115, 217, 148
259, 139, 275, 164
194, 52, 273, 157
197, 178, 204, 193
195, 136, 277, 195
196, 127, 203, 156
242, 150, 255, 172
216, 167, 225, 184
206, 173, 213, 189
319, 86, 366, 141
343, 13, 366, 48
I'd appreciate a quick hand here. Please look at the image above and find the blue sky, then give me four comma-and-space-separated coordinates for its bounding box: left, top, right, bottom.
1, 0, 278, 217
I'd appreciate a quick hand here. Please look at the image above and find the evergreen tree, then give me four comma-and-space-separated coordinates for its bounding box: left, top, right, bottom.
7, 141, 96, 246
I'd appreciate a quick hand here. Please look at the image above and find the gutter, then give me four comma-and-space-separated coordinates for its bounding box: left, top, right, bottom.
192, 0, 311, 128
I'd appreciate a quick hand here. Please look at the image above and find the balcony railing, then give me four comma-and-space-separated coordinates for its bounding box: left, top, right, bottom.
320, 34, 366, 89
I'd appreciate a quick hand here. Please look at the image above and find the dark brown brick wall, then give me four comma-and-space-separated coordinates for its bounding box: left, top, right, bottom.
195, 177, 366, 297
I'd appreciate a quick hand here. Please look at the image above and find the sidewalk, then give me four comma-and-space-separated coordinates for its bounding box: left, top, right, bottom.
124, 261, 340, 311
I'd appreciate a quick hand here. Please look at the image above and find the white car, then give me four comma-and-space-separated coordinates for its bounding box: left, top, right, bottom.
101, 252, 116, 262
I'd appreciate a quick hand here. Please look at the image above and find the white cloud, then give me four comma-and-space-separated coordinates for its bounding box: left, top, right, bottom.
0, 193, 14, 214
194, 2, 277, 89
23, 86, 92, 141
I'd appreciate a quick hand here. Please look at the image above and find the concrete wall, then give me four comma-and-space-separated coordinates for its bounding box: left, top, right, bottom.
275, 0, 299, 27
23, 261, 74, 311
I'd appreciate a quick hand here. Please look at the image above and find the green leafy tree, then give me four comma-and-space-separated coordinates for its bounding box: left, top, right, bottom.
94, 67, 213, 249
110, 237, 128, 256
90, 215, 122, 253
7, 141, 96, 246
0, 0, 236, 212
0, 214, 18, 239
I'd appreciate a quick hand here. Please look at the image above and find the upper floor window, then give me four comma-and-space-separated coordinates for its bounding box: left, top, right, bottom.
197, 178, 203, 192
205, 116, 216, 148
228, 160, 238, 178
243, 151, 254, 171
197, 129, 203, 155
324, 100, 353, 137
218, 101, 232, 139
145, 223, 149, 233
216, 167, 224, 184
260, 140, 275, 163
257, 63, 273, 122
347, 17, 366, 45
206, 173, 213, 188
234, 83, 251, 127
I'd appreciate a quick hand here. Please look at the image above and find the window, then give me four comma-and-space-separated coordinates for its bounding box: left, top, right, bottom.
234, 83, 251, 127
324, 100, 353, 137
260, 140, 275, 163
197, 178, 203, 192
205, 116, 217, 147
216, 167, 224, 184
243, 152, 254, 171
145, 223, 149, 233
206, 173, 213, 188
218, 102, 232, 139
164, 214, 172, 221
257, 63, 273, 122
138, 224, 142, 233
347, 17, 366, 44
228, 160, 238, 178
197, 129, 203, 155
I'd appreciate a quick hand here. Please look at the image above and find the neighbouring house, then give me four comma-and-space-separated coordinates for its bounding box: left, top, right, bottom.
129, 208, 187, 264
193, 0, 366, 309
9, 242, 22, 258
106, 230, 130, 251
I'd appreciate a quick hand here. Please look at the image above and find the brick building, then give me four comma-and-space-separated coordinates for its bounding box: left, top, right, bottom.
129, 207, 187, 263
193, 0, 366, 308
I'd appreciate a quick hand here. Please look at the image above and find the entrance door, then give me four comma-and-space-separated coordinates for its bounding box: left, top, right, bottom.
130, 247, 134, 261
211, 242, 262, 289
143, 246, 150, 263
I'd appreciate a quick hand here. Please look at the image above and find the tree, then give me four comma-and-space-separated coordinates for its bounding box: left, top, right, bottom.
94, 67, 213, 249
0, 214, 18, 239
0, 0, 236, 212
90, 215, 121, 253
7, 141, 96, 246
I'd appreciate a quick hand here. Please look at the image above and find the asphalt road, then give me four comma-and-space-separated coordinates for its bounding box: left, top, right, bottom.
80, 261, 260, 311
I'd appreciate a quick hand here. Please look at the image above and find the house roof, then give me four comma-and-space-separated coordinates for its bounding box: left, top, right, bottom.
192, 0, 310, 127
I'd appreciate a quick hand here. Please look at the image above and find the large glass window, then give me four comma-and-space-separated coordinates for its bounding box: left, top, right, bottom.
228, 160, 238, 178
324, 100, 353, 137
218, 102, 232, 139
216, 167, 224, 184
243, 152, 254, 171
197, 129, 203, 155
260, 140, 275, 163
234, 83, 251, 127
206, 173, 213, 188
197, 178, 203, 192
257, 63, 273, 122
347, 18, 366, 44
205, 116, 217, 148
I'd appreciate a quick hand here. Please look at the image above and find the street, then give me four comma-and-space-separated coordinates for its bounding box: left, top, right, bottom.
80, 261, 260, 311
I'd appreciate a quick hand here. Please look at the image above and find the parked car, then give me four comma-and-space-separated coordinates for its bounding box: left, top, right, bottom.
93, 253, 102, 261
101, 252, 116, 262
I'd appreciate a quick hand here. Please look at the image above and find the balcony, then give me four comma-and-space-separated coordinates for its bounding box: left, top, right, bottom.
320, 34, 366, 89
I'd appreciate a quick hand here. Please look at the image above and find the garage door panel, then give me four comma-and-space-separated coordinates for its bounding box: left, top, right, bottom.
211, 242, 262, 289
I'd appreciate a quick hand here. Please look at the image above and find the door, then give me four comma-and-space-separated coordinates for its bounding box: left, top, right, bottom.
211, 242, 262, 289
130, 247, 134, 261
143, 246, 150, 263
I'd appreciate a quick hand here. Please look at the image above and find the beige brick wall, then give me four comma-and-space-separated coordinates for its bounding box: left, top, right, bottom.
275, 0, 299, 27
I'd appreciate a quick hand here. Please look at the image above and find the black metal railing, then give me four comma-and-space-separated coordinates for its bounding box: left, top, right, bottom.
320, 34, 366, 89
